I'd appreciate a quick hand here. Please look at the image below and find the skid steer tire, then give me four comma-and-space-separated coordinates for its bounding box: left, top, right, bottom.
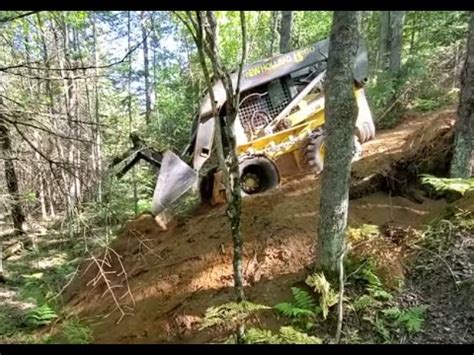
302, 134, 326, 174
303, 134, 363, 173
239, 156, 280, 196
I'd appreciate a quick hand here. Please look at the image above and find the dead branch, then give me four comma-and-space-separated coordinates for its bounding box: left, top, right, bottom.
85, 246, 135, 324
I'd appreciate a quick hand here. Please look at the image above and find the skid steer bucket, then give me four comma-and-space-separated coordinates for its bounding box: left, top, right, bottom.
151, 151, 198, 215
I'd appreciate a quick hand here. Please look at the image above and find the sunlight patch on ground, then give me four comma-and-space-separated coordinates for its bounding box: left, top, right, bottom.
0, 288, 35, 311
29, 253, 68, 270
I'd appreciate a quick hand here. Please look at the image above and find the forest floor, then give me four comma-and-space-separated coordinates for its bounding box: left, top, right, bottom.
0, 107, 472, 344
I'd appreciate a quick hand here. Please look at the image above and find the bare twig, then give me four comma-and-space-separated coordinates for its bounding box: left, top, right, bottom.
85, 247, 135, 324
335, 244, 348, 343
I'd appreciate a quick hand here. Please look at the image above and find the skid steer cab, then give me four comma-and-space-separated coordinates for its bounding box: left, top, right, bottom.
151, 37, 375, 216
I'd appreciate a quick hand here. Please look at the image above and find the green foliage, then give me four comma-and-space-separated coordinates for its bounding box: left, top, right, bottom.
349, 260, 384, 292
382, 305, 428, 334
420, 175, 474, 197
243, 326, 322, 344
353, 294, 377, 312
200, 301, 271, 330
60, 318, 93, 344
305, 272, 338, 320
274, 287, 319, 331
24, 304, 58, 328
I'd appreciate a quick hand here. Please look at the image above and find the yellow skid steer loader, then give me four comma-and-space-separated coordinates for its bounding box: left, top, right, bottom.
151, 37, 375, 215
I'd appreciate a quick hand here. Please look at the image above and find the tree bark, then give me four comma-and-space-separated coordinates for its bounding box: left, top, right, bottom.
269, 11, 280, 56
128, 11, 139, 216
377, 11, 390, 71
141, 11, 152, 126
279, 11, 292, 53
317, 11, 359, 277
0, 109, 26, 234
356, 11, 363, 34
388, 11, 406, 73
192, 10, 247, 343
92, 12, 103, 201
451, 12, 474, 178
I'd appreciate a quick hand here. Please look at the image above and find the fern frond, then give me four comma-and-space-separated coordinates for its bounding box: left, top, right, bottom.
274, 302, 316, 318
200, 301, 270, 330
305, 272, 338, 319
420, 175, 474, 195
291, 287, 317, 310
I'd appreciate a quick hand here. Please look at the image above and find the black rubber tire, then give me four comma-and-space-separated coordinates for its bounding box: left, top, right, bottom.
239, 156, 280, 195
304, 134, 362, 171
303, 134, 325, 174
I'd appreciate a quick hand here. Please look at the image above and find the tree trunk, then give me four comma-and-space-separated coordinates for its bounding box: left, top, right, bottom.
317, 11, 359, 277
356, 11, 363, 34
141, 11, 152, 126
128, 12, 139, 216
269, 11, 280, 56
377, 11, 390, 71
388, 11, 406, 73
92, 12, 103, 201
279, 11, 292, 53
450, 12, 474, 178
0, 112, 26, 234
196, 10, 247, 342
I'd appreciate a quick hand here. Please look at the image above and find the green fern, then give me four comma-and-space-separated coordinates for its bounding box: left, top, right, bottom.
291, 287, 317, 310
353, 295, 377, 311
24, 304, 58, 328
274, 287, 319, 321
200, 301, 270, 330
382, 305, 428, 334
274, 302, 316, 318
420, 175, 474, 196
62, 319, 93, 344
369, 288, 393, 301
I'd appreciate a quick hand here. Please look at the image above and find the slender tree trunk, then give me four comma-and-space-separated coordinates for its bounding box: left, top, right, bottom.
141, 11, 152, 126
0, 110, 26, 234
128, 12, 139, 216
409, 12, 418, 56
317, 11, 359, 277
197, 11, 247, 342
269, 11, 279, 56
377, 11, 390, 71
451, 12, 474, 178
92, 12, 103, 201
389, 11, 406, 73
356, 11, 363, 34
279, 11, 292, 53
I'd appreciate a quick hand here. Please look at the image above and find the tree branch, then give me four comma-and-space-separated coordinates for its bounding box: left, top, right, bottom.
0, 11, 41, 24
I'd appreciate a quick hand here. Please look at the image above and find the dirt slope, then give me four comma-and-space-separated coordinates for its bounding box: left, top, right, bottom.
63, 109, 458, 344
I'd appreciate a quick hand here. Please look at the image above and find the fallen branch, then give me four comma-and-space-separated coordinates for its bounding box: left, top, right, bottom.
85, 247, 135, 324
